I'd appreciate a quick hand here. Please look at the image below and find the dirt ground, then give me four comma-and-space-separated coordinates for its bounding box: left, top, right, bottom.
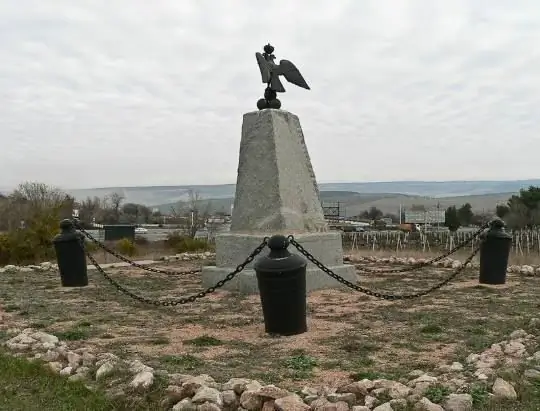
1, 258, 538, 391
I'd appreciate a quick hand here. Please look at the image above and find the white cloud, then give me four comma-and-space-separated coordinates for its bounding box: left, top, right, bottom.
1, 0, 539, 189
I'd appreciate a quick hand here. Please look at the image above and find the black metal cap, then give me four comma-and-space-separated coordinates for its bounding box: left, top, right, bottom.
268, 235, 289, 250
490, 217, 505, 229
60, 219, 74, 231
486, 217, 512, 239
254, 235, 307, 272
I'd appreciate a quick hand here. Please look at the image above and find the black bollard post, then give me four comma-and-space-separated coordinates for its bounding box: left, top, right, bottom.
254, 235, 308, 336
479, 217, 512, 285
53, 219, 89, 287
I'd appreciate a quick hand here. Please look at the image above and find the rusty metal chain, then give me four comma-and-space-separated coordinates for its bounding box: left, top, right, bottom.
83, 238, 268, 306
352, 222, 489, 274
74, 221, 203, 276
289, 236, 479, 300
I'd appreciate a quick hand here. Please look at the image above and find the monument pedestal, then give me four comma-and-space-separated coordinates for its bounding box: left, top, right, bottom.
201, 232, 356, 294
202, 109, 356, 294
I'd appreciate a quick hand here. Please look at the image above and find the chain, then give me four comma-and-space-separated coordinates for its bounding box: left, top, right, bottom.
289, 236, 479, 300
352, 222, 489, 274
83, 238, 268, 306
74, 221, 203, 276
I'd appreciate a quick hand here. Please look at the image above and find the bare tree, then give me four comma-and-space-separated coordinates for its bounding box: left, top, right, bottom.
108, 192, 125, 223
170, 190, 211, 238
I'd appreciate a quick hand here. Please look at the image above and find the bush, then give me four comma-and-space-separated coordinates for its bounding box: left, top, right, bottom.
165, 232, 211, 253
115, 238, 136, 256
0, 223, 58, 266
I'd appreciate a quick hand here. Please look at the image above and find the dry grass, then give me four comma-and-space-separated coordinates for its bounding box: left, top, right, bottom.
1, 258, 539, 400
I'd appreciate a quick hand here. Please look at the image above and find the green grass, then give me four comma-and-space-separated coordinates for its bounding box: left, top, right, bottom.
0, 350, 115, 411
0, 350, 168, 411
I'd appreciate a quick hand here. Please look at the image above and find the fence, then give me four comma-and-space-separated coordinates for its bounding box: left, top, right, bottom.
342, 229, 540, 255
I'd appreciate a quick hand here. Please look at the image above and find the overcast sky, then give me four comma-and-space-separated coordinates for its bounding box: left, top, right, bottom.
1, 1, 539, 190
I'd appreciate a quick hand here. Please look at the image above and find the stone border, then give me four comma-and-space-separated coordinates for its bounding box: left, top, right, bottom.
345, 255, 540, 276
0, 252, 216, 274
1, 323, 539, 410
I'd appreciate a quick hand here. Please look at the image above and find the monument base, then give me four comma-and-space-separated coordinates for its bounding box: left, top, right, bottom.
201, 232, 357, 294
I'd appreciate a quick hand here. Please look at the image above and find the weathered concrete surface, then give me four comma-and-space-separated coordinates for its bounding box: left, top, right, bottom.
230, 110, 327, 233
201, 232, 357, 293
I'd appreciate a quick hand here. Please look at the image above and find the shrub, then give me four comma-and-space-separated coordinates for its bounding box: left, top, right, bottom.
0, 222, 58, 265
115, 238, 136, 256
165, 232, 211, 253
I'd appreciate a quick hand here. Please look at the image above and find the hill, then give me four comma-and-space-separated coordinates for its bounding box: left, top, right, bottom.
61, 180, 538, 216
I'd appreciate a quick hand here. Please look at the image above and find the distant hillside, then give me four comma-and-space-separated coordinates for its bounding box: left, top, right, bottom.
64, 179, 540, 207
153, 191, 514, 217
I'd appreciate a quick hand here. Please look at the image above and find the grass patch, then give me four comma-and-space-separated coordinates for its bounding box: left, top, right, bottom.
424, 384, 451, 404
0, 350, 116, 410
184, 335, 223, 347
161, 354, 204, 370
284, 351, 318, 379
56, 328, 90, 341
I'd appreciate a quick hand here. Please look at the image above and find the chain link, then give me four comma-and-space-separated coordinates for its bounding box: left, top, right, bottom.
83, 238, 268, 306
74, 221, 203, 276
289, 236, 480, 300
352, 222, 489, 274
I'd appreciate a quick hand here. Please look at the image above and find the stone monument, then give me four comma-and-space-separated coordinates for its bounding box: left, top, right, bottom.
201, 45, 356, 294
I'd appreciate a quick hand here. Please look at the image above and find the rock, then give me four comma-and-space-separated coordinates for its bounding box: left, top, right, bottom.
223, 377, 253, 395
504, 341, 527, 357
373, 403, 393, 411
165, 385, 184, 403
388, 381, 411, 399
48, 361, 63, 373
524, 369, 540, 379
181, 376, 212, 397
414, 397, 444, 411
240, 389, 264, 410
491, 378, 517, 400
192, 387, 223, 406
128, 359, 153, 374
82, 352, 96, 366
172, 398, 198, 411
364, 395, 378, 409
95, 361, 116, 380
327, 392, 356, 405
66, 351, 82, 367
338, 379, 373, 397
301, 386, 319, 397
59, 366, 73, 376
443, 393, 473, 411
274, 394, 310, 410
255, 385, 291, 399
450, 362, 464, 371
351, 407, 370, 411
262, 400, 275, 411
43, 349, 61, 362
510, 329, 528, 340
31, 331, 59, 345
130, 370, 154, 391
198, 402, 222, 411
319, 401, 350, 410
222, 389, 239, 408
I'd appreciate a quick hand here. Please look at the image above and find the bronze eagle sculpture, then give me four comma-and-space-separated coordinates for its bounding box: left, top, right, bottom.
255, 44, 310, 110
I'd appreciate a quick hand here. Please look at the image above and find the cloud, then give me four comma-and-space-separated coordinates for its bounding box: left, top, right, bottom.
1, 0, 539, 189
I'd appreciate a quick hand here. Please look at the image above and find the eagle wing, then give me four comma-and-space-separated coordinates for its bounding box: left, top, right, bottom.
255, 52, 271, 84
276, 59, 310, 90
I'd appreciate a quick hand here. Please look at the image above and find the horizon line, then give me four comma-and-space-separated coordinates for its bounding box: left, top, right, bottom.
65, 177, 540, 191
